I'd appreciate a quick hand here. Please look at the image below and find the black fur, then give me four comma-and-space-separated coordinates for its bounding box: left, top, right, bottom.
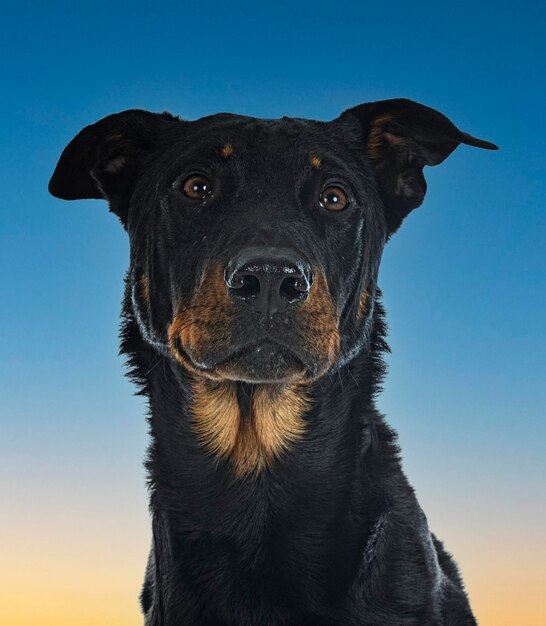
49, 99, 497, 625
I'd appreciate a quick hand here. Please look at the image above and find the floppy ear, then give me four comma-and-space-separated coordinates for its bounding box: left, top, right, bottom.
339, 98, 498, 235
48, 109, 180, 224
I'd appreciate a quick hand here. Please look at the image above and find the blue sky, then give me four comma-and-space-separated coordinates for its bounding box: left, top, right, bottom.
1, 2, 545, 624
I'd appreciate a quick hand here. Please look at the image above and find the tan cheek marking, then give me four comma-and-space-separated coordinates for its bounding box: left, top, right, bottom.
167, 305, 194, 370
185, 264, 232, 359
139, 273, 150, 304
310, 154, 321, 169
357, 287, 369, 322
221, 143, 234, 158
298, 269, 340, 371
167, 263, 235, 372
190, 381, 309, 477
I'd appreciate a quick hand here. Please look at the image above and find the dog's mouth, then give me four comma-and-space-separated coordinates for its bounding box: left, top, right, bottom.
166, 263, 341, 384
214, 340, 307, 383
174, 337, 308, 383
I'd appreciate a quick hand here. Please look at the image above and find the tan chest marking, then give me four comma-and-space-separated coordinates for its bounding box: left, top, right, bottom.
191, 380, 309, 476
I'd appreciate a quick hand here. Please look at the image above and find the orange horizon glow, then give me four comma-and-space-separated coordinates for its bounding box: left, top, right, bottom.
2, 501, 544, 626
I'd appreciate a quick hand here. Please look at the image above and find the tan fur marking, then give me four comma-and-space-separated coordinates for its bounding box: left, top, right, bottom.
252, 384, 308, 458
168, 264, 235, 376
357, 287, 369, 322
139, 273, 150, 304
310, 154, 321, 169
192, 380, 241, 458
221, 143, 234, 158
367, 114, 394, 162
298, 269, 340, 376
191, 380, 309, 476
167, 305, 195, 372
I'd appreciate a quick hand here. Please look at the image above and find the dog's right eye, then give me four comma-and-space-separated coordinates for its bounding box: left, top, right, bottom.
182, 175, 212, 200
319, 185, 349, 212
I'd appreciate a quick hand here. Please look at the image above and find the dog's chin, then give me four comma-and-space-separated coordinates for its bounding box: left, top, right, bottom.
195, 341, 309, 384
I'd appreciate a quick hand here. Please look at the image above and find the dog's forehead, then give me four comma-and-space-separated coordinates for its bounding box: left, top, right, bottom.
180, 113, 330, 153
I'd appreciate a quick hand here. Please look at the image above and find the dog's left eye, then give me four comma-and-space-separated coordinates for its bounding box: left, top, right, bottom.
182, 175, 212, 200
319, 186, 349, 212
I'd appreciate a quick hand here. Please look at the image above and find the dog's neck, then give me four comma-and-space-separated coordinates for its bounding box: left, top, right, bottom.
122, 289, 403, 616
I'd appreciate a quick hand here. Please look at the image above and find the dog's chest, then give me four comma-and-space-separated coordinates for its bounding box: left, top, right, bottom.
153, 471, 362, 620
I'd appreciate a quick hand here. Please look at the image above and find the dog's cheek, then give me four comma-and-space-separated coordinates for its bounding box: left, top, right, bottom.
357, 286, 370, 323
167, 304, 194, 368
297, 270, 340, 377
131, 269, 153, 331
130, 266, 171, 345
137, 272, 151, 311
168, 264, 236, 367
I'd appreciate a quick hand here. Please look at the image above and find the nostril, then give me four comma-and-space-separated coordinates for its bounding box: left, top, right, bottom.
225, 250, 313, 315
280, 276, 310, 302
229, 273, 261, 299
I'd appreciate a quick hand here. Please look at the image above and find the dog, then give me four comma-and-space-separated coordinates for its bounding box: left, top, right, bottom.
49, 98, 497, 625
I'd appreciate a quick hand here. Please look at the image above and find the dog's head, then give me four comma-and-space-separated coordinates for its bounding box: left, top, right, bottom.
49, 100, 496, 385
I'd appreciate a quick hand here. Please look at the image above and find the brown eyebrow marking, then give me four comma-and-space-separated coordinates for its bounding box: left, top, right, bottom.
310, 154, 321, 169
221, 143, 234, 158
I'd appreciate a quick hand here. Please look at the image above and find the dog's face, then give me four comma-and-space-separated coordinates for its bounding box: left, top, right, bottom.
49, 100, 496, 384
127, 114, 386, 385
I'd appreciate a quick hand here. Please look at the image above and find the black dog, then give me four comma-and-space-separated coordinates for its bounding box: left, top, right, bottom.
49, 99, 497, 625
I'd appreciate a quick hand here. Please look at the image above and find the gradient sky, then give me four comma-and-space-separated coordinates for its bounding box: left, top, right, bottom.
1, 1, 545, 624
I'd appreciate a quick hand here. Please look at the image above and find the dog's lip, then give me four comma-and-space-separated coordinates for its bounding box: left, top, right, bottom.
174, 336, 325, 382
173, 336, 304, 369
212, 339, 305, 369
205, 339, 308, 383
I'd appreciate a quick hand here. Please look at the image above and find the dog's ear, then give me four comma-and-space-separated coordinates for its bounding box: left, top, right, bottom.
338, 99, 498, 234
49, 109, 180, 224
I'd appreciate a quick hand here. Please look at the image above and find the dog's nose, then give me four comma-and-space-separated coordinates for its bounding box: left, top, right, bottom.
225, 247, 313, 316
